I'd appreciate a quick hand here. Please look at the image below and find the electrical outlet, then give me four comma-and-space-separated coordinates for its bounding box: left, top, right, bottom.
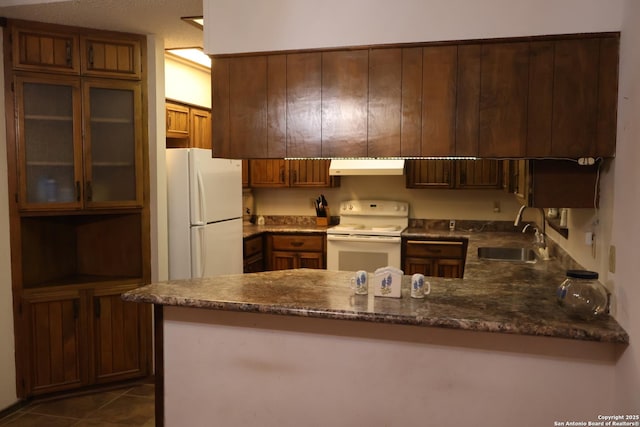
449, 220, 456, 231
493, 201, 501, 213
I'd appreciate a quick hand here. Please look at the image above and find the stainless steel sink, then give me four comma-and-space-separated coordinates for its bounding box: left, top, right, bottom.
477, 247, 537, 263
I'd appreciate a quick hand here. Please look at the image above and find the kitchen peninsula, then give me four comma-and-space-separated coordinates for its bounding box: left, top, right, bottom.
123, 231, 628, 426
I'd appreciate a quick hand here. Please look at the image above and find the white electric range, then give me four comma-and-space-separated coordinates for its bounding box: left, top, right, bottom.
326, 199, 409, 272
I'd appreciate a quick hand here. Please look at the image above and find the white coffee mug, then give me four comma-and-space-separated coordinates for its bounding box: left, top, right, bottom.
410, 274, 431, 299
350, 270, 368, 295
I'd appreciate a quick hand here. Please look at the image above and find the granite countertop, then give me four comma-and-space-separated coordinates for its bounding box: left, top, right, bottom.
123, 228, 629, 344
242, 222, 329, 238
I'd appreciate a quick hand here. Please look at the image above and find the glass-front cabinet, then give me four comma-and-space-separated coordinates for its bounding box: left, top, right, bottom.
83, 80, 143, 208
15, 74, 143, 211
17, 74, 83, 209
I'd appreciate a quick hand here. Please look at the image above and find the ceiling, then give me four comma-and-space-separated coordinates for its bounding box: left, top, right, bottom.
0, 0, 204, 49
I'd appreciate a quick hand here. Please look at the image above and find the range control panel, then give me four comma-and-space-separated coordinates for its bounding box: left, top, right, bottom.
338, 200, 409, 217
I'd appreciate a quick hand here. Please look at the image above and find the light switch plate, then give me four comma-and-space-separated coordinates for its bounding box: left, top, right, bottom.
609, 245, 616, 274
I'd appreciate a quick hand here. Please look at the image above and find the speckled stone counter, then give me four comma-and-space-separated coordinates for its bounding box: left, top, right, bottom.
242, 223, 329, 238
123, 241, 628, 343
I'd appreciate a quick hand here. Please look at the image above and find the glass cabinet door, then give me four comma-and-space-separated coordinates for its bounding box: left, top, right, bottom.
83, 79, 143, 208
16, 74, 83, 209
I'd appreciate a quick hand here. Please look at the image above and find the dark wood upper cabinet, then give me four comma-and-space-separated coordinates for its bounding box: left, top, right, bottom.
368, 48, 402, 157
552, 38, 600, 158
400, 48, 423, 156
596, 37, 619, 157
455, 44, 481, 157
211, 57, 231, 158
286, 52, 322, 158
422, 46, 457, 157
479, 42, 529, 157
321, 50, 369, 157
211, 33, 618, 160
229, 56, 268, 158
406, 159, 501, 189
267, 55, 287, 158
527, 41, 554, 157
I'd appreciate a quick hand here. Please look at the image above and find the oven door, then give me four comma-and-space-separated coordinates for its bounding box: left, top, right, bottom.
326, 234, 402, 272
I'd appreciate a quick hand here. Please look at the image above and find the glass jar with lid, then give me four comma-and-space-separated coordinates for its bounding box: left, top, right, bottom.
557, 270, 609, 320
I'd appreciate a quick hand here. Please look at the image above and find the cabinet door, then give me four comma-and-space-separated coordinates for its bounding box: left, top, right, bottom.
81, 35, 142, 79
23, 291, 87, 396
551, 38, 600, 157
404, 257, 437, 277
288, 160, 334, 187
15, 74, 84, 210
479, 42, 529, 157
12, 24, 80, 74
435, 259, 464, 278
286, 53, 322, 158
405, 160, 454, 189
298, 252, 324, 269
368, 48, 402, 157
455, 45, 481, 156
321, 50, 369, 157
83, 79, 144, 208
92, 290, 150, 383
527, 41, 554, 157
455, 160, 502, 189
242, 160, 250, 188
422, 46, 457, 156
249, 159, 288, 187
230, 56, 269, 158
166, 102, 190, 138
190, 107, 212, 149
270, 251, 297, 270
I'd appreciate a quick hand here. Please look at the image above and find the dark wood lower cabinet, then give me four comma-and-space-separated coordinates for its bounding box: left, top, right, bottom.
266, 233, 325, 271
93, 291, 150, 384
243, 234, 264, 273
270, 250, 324, 270
24, 291, 86, 395
403, 239, 468, 279
21, 284, 151, 397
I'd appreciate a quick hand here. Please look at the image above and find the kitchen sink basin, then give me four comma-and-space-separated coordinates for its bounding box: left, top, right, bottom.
477, 247, 537, 263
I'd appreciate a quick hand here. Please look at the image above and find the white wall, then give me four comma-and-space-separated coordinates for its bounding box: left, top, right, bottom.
204, 0, 624, 54
164, 56, 211, 108
149, 37, 169, 283
165, 308, 618, 427
0, 32, 18, 409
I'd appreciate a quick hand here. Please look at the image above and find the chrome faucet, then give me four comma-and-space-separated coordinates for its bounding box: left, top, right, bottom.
514, 205, 546, 248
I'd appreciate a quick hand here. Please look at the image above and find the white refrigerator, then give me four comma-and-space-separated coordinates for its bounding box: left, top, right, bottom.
166, 148, 243, 280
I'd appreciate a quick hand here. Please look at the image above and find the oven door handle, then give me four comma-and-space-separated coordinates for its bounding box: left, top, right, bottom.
326, 234, 401, 243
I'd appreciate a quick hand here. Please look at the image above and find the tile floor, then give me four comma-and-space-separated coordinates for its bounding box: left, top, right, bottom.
0, 383, 155, 426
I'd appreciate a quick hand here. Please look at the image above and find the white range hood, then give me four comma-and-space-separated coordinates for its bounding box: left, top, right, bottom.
328, 159, 405, 176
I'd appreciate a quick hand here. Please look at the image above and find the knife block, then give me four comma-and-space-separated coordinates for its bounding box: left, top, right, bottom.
316, 208, 330, 226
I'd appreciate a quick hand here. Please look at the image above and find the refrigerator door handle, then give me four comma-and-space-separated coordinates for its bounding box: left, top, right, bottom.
194, 169, 207, 225
191, 226, 207, 278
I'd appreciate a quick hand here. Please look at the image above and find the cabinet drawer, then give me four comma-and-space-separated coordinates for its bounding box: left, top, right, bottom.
243, 235, 263, 258
405, 240, 465, 258
270, 234, 324, 252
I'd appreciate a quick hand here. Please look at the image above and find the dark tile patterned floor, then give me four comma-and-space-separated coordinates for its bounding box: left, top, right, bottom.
0, 384, 155, 426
